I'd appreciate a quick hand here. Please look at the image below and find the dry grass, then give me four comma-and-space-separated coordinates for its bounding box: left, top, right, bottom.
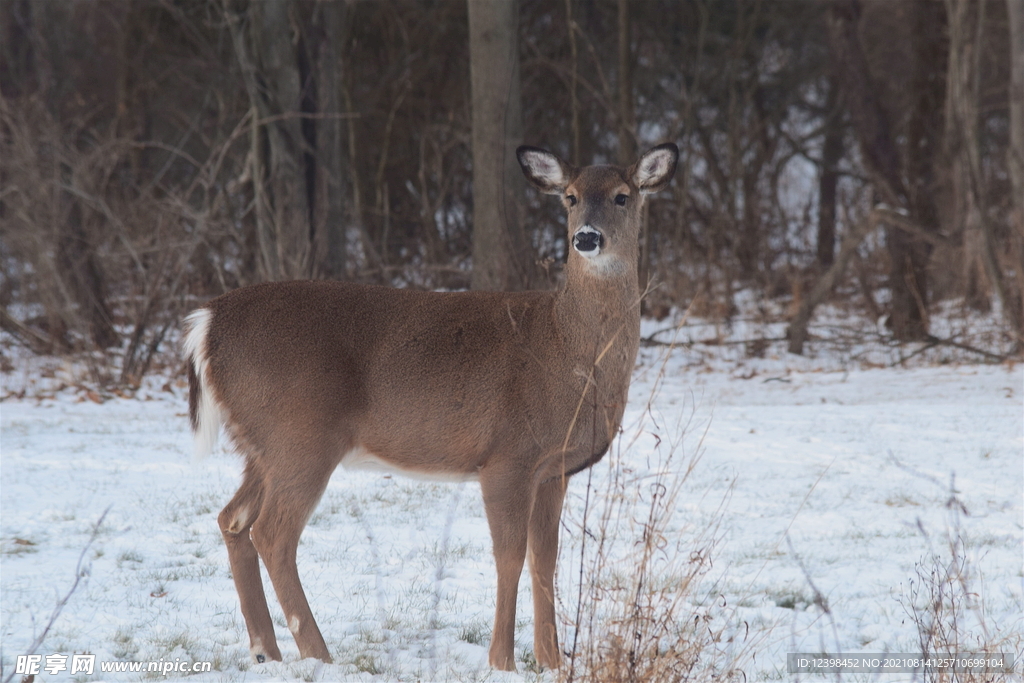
556, 338, 753, 683
788, 466, 1021, 683
896, 474, 1021, 683
556, 440, 749, 683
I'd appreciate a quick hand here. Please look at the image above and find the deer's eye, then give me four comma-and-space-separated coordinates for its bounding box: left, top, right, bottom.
615, 194, 628, 206
566, 195, 577, 207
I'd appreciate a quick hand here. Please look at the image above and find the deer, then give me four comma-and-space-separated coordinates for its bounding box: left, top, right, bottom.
182, 142, 678, 672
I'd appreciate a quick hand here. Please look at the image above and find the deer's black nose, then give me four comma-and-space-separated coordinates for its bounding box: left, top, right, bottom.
572, 226, 604, 255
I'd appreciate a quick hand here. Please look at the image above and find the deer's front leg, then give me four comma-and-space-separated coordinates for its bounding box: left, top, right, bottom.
480, 464, 533, 671
528, 474, 567, 669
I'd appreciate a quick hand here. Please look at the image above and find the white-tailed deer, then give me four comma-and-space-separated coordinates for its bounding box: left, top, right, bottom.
182, 143, 678, 671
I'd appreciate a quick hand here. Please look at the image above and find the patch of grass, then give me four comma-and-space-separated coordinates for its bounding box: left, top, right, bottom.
519, 649, 542, 674
160, 491, 221, 524
767, 588, 812, 611
111, 626, 139, 659
117, 548, 144, 566
423, 538, 476, 567
150, 629, 200, 658
308, 490, 356, 527
148, 562, 217, 582
380, 612, 404, 632
457, 621, 488, 646
2, 536, 39, 556
352, 652, 382, 675
358, 625, 388, 645
884, 492, 922, 507
48, 511, 77, 522
426, 614, 450, 630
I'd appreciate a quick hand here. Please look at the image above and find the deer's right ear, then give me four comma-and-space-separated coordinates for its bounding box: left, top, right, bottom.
631, 143, 679, 194
517, 146, 572, 195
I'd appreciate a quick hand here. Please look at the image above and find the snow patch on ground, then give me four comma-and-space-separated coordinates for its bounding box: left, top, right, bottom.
2, 304, 1021, 681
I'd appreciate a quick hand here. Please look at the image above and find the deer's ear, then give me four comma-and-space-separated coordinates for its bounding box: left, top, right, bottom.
517, 146, 572, 194
631, 143, 678, 194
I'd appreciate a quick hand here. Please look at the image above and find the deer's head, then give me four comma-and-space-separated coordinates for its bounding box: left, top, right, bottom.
517, 143, 678, 275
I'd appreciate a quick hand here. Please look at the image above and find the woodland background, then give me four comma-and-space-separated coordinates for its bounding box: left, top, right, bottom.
1, 0, 1022, 387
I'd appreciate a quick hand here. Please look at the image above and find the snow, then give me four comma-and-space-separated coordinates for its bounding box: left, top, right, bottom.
1, 312, 1021, 682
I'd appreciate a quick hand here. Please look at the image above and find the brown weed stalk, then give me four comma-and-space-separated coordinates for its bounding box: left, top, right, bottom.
558, 336, 750, 683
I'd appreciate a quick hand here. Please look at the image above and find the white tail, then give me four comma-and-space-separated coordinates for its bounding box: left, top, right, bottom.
183, 143, 678, 671
182, 308, 220, 459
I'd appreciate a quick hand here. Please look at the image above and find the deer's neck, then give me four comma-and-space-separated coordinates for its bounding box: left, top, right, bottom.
555, 256, 641, 367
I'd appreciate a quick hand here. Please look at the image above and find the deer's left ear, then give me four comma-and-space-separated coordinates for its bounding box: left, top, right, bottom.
517, 146, 573, 195
631, 143, 678, 194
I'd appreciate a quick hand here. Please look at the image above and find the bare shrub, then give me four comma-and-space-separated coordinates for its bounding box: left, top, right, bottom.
558, 356, 751, 682
1, 89, 246, 388
790, 463, 1020, 682
898, 475, 1021, 683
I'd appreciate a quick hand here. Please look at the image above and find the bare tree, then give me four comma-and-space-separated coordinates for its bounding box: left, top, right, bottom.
468, 0, 535, 291
827, 0, 931, 341
1007, 0, 1024, 345
945, 0, 1022, 338
225, 0, 315, 281
311, 1, 351, 280
816, 76, 843, 269
616, 0, 635, 167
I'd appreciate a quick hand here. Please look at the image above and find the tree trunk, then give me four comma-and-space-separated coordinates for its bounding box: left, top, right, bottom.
827, 0, 930, 341
226, 0, 314, 281
894, 0, 945, 334
817, 77, 843, 269
946, 0, 985, 307
565, 0, 580, 164
617, 0, 649, 293
1010, 0, 1024, 208
468, 0, 534, 291
946, 0, 1022, 336
825, 0, 904, 207
789, 211, 878, 355
1007, 0, 1024, 345
0, 0, 37, 98
616, 0, 635, 168
56, 180, 119, 349
36, 4, 119, 350
314, 0, 350, 280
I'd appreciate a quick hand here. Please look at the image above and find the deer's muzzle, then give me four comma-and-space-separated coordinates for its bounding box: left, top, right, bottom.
572, 225, 604, 256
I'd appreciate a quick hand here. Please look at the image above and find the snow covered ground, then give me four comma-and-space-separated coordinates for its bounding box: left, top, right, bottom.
1, 310, 1021, 682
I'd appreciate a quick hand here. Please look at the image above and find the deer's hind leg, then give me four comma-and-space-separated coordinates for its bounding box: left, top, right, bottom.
218, 461, 281, 662
248, 445, 338, 663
